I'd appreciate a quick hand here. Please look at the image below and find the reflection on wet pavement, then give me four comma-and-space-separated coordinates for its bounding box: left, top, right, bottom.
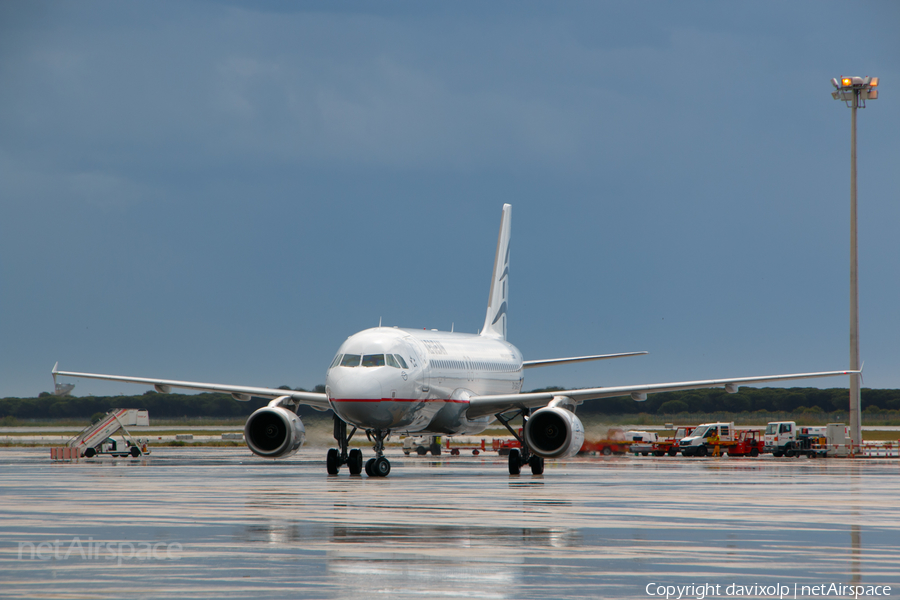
1, 448, 897, 599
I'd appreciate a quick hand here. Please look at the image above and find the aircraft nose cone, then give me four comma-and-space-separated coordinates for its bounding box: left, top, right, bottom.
328, 372, 384, 403
327, 368, 420, 429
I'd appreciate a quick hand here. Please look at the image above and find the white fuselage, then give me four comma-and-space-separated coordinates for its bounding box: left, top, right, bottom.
324, 327, 524, 435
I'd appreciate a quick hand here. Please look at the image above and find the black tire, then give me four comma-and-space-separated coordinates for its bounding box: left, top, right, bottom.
430, 443, 442, 456
601, 447, 612, 456
696, 445, 708, 457
772, 451, 783, 457
130, 446, 141, 457
372, 456, 391, 477
326, 448, 340, 475
667, 448, 678, 457
364, 457, 375, 477
84, 447, 96, 458
749, 448, 759, 457
348, 449, 363, 475
416, 446, 428, 456
529, 455, 545, 475
654, 451, 665, 457
784, 446, 795, 458
508, 448, 521, 474
450, 448, 460, 456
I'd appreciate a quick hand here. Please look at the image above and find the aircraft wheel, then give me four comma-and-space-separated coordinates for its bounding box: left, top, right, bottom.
84, 447, 96, 458
508, 448, 521, 475
326, 448, 340, 475
348, 449, 363, 475
364, 457, 375, 477
372, 456, 391, 477
130, 446, 141, 457
416, 446, 428, 456
430, 443, 442, 456
529, 455, 545, 475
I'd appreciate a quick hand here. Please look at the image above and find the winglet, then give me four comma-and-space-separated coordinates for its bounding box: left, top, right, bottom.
481, 204, 511, 340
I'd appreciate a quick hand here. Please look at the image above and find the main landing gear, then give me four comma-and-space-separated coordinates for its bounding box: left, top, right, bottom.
326, 415, 392, 477
496, 409, 544, 475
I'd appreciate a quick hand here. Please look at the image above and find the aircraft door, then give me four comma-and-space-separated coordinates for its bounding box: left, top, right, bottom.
403, 337, 430, 398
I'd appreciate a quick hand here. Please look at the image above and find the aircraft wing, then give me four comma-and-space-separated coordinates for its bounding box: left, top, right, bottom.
464, 369, 859, 419
52, 364, 331, 410
523, 351, 648, 368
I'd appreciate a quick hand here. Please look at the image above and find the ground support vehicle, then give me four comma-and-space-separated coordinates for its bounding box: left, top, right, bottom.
51, 408, 149, 459
631, 426, 696, 456
726, 429, 764, 457
444, 438, 486, 455
679, 422, 739, 457
861, 440, 900, 458
492, 437, 521, 455
580, 439, 632, 455
765, 422, 849, 458
401, 435, 443, 456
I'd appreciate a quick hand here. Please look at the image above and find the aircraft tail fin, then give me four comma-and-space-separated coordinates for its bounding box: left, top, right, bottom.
481, 204, 511, 340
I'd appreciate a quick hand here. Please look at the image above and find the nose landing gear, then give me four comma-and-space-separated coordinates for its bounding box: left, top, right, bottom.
363, 428, 392, 477
326, 416, 392, 477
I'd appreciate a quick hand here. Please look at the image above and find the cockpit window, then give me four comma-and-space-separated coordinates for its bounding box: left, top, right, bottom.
362, 354, 385, 367
394, 354, 409, 369
329, 354, 343, 369
340, 354, 361, 367
385, 354, 400, 368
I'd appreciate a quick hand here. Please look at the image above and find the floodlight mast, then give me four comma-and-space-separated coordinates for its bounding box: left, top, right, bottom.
831, 75, 878, 455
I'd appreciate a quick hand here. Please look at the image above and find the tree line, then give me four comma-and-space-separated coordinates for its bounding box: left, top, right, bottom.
2, 385, 899, 421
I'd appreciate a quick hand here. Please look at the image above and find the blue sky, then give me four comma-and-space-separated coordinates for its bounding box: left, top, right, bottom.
1, 1, 898, 398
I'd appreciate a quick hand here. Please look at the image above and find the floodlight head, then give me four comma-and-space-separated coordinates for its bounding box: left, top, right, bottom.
832, 78, 840, 89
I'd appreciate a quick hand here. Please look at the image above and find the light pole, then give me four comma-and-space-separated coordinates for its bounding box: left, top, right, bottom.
831, 75, 878, 455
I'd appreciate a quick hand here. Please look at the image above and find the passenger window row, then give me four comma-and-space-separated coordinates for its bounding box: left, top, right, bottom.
431, 359, 517, 372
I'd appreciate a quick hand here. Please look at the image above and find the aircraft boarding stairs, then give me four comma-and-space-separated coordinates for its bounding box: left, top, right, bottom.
51, 408, 149, 459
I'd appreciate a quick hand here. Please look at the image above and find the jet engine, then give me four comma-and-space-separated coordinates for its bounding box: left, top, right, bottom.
524, 405, 585, 459
244, 405, 306, 458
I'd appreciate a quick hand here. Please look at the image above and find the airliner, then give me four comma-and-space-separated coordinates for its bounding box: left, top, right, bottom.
54, 204, 856, 477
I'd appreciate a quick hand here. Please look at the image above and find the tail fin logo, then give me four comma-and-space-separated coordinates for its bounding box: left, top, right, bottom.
482, 205, 511, 340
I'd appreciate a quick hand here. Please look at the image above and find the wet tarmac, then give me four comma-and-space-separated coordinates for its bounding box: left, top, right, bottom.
1, 448, 898, 599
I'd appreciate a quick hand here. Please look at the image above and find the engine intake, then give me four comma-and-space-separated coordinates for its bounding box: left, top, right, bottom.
244, 406, 306, 458
524, 406, 584, 459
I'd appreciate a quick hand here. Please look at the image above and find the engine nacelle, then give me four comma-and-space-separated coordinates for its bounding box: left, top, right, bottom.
524, 406, 585, 459
244, 406, 306, 458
